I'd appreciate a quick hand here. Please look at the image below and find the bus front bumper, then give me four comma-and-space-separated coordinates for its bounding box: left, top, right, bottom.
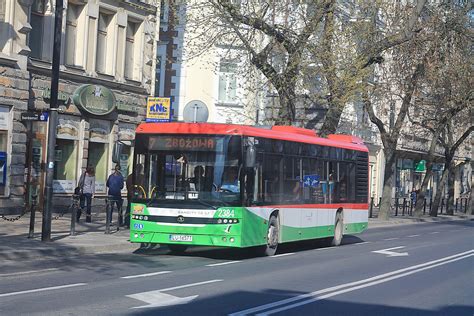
130, 231, 242, 247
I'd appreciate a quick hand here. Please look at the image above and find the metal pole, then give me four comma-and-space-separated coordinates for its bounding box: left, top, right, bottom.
105, 196, 111, 234
423, 198, 427, 215
70, 195, 78, 236
41, 0, 63, 242
395, 198, 399, 217
369, 197, 374, 218
455, 198, 458, 213
28, 195, 37, 238
402, 197, 406, 216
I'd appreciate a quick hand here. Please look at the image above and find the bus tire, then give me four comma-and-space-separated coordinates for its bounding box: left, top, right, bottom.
330, 212, 344, 247
257, 214, 279, 256
168, 244, 188, 254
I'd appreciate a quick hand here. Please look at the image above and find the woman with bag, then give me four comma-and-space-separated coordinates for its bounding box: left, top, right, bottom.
77, 166, 95, 222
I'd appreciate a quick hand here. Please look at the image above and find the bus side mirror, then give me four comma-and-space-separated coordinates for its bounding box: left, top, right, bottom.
112, 142, 124, 164
245, 145, 256, 168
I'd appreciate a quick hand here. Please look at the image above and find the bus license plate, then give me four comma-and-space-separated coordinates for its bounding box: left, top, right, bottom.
169, 234, 192, 242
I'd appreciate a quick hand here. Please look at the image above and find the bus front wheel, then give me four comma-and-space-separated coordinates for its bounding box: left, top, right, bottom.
257, 214, 279, 256
330, 212, 343, 247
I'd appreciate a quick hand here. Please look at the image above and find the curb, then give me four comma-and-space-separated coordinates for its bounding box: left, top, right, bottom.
368, 215, 472, 229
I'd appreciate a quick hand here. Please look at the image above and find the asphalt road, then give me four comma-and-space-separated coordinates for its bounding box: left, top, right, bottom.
0, 220, 473, 316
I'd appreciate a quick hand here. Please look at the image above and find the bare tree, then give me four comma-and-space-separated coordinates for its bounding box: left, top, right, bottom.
182, 0, 428, 134
408, 2, 473, 217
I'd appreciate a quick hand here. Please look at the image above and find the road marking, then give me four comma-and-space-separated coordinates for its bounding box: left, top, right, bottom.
0, 283, 87, 298
206, 261, 241, 267
430, 231, 440, 234
121, 271, 171, 279
127, 279, 222, 309
383, 237, 399, 241
230, 249, 473, 316
158, 279, 223, 292
407, 234, 420, 238
271, 253, 295, 258
352, 241, 371, 246
0, 268, 59, 277
258, 253, 474, 315
372, 246, 408, 257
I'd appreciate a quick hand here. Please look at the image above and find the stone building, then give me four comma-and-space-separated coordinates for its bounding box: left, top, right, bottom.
0, 0, 159, 215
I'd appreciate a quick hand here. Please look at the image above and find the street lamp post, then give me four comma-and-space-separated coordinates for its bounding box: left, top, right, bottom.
41, 0, 63, 241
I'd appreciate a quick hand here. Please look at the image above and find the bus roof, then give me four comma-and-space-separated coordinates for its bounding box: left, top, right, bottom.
136, 122, 368, 152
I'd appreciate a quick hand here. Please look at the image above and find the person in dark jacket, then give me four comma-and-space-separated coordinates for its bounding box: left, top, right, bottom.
106, 164, 124, 225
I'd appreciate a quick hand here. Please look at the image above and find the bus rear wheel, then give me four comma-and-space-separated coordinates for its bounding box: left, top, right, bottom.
330, 213, 343, 247
168, 244, 188, 254
257, 214, 279, 256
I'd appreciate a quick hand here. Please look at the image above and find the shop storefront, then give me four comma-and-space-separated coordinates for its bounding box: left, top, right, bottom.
0, 106, 11, 197
24, 81, 144, 211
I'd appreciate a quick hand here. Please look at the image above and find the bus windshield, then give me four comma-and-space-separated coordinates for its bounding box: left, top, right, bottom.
133, 134, 242, 207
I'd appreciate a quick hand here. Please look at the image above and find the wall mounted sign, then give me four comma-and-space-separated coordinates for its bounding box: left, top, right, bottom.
146, 97, 171, 122
72, 85, 116, 116
42, 88, 70, 103
117, 100, 139, 114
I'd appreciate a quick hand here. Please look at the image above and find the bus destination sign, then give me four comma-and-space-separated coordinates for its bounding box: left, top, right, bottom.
150, 136, 216, 151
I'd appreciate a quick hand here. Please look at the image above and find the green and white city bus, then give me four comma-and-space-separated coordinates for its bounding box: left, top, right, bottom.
129, 122, 369, 255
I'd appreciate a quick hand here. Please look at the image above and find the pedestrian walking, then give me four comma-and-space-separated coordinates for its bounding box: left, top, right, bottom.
77, 166, 95, 223
107, 164, 124, 226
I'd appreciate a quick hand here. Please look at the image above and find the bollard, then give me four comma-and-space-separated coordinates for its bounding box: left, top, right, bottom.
429, 196, 433, 213
440, 198, 444, 214
395, 198, 399, 216
70, 194, 79, 236
379, 197, 382, 207
402, 198, 406, 216
423, 198, 427, 215
464, 198, 468, 213
455, 198, 458, 213
105, 197, 111, 234
28, 195, 38, 239
369, 197, 374, 218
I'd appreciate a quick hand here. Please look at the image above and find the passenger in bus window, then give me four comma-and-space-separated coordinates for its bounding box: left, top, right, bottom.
189, 165, 206, 191
221, 167, 240, 193
292, 181, 302, 201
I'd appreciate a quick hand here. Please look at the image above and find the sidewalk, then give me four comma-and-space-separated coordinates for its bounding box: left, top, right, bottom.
0, 211, 471, 262
0, 211, 140, 262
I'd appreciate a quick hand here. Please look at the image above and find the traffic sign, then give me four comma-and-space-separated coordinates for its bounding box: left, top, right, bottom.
21, 112, 49, 122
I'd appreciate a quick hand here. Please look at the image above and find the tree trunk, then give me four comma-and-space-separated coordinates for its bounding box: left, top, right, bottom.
378, 148, 396, 220
414, 163, 433, 217
430, 167, 449, 217
319, 99, 344, 137
446, 162, 455, 215
275, 86, 297, 125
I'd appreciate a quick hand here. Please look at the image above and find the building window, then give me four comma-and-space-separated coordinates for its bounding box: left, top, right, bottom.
96, 12, 112, 74
88, 119, 111, 194
0, 0, 6, 23
218, 61, 238, 103
0, 106, 11, 197
53, 116, 80, 193
65, 3, 83, 66
125, 20, 138, 79
29, 0, 47, 59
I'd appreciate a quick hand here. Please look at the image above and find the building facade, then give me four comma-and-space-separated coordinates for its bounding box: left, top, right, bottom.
0, 0, 159, 214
